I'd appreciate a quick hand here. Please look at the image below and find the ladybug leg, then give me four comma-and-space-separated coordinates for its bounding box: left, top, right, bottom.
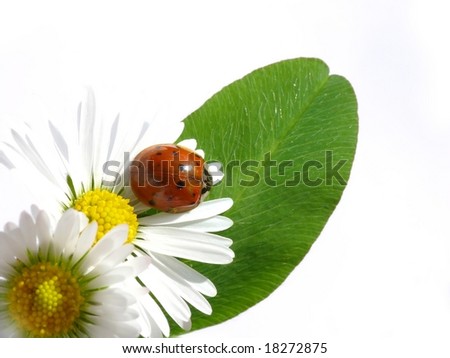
201, 167, 213, 197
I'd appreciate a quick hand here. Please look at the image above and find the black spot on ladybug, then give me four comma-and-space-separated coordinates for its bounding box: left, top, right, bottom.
149, 199, 156, 206
176, 180, 186, 189
156, 152, 162, 155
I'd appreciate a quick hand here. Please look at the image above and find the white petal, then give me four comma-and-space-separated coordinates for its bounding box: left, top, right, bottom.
139, 198, 233, 226
60, 211, 89, 256
89, 244, 134, 276
0, 150, 14, 169
106, 114, 120, 162
19, 211, 37, 253
72, 221, 98, 262
136, 310, 165, 338
49, 120, 69, 162
79, 224, 128, 274
119, 255, 151, 276
139, 227, 234, 264
3, 222, 17, 232
88, 304, 139, 321
10, 129, 59, 186
52, 209, 81, 256
85, 323, 116, 338
127, 121, 151, 157
93, 288, 137, 306
129, 280, 170, 337
0, 231, 28, 264
78, 211, 89, 230
78, 87, 96, 181
0, 320, 21, 338
0, 260, 14, 278
180, 319, 192, 331
140, 257, 210, 322
195, 149, 205, 158
138, 269, 191, 325
153, 254, 217, 296
168, 216, 233, 232
0, 233, 17, 265
30, 205, 41, 220
106, 119, 154, 181
88, 266, 134, 287
149, 254, 213, 314
132, 109, 184, 155
90, 319, 140, 338
177, 139, 197, 151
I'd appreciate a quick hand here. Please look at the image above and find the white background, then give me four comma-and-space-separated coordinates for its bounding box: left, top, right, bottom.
1, 1, 449, 357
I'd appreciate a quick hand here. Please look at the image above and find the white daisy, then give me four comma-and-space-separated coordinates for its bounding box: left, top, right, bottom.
0, 88, 234, 337
0, 207, 148, 338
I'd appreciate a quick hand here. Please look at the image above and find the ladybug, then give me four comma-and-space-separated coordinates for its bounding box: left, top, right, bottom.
129, 144, 213, 213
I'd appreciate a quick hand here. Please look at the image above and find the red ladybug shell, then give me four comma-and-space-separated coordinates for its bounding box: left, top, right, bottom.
129, 144, 212, 213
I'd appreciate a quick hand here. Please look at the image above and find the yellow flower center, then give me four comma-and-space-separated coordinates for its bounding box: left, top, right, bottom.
7, 262, 83, 338
73, 188, 138, 244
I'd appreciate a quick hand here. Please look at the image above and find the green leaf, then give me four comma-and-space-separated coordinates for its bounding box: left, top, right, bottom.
175, 58, 358, 334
